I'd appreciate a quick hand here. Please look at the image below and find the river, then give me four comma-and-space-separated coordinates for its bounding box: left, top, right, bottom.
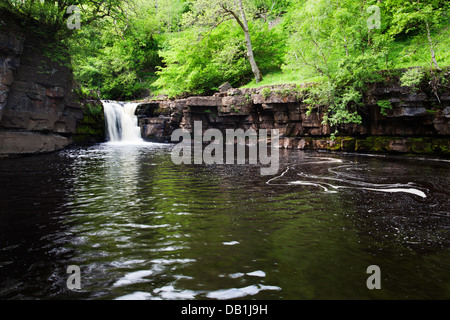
0, 101, 449, 300
0, 142, 449, 300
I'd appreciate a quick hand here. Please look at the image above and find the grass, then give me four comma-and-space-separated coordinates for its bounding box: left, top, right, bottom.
241, 71, 326, 89
241, 28, 450, 90
387, 29, 450, 69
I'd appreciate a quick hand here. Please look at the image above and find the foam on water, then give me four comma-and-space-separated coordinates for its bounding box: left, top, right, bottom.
267, 157, 428, 198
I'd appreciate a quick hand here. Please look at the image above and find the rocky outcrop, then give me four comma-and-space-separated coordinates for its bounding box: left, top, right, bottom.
136, 76, 450, 156
0, 10, 104, 156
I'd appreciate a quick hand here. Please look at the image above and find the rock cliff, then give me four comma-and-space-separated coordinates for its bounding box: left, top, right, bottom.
135, 73, 450, 156
0, 10, 104, 156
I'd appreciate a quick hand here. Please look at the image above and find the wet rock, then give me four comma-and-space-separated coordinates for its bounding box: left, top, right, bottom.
284, 123, 303, 137
273, 110, 289, 123
45, 87, 65, 98
401, 107, 428, 117
0, 33, 24, 55
341, 138, 356, 152
0, 67, 14, 86
388, 139, 410, 153
301, 112, 322, 128
444, 107, 450, 118
0, 131, 70, 156
0, 91, 7, 103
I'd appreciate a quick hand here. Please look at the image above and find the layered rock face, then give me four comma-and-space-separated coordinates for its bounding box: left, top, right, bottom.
0, 10, 104, 156
136, 77, 450, 155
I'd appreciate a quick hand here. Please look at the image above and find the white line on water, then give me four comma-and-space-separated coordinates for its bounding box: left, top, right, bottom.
266, 157, 428, 198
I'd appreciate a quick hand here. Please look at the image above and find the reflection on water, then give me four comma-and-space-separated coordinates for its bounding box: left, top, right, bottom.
0, 143, 449, 300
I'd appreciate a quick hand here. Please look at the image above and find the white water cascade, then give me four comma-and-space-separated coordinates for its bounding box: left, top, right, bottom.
102, 101, 143, 143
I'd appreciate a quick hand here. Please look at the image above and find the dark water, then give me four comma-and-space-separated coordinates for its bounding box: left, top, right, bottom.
0, 143, 449, 300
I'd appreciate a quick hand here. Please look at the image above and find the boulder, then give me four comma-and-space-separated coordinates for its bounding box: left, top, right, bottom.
218, 82, 233, 92
444, 107, 450, 118
0, 131, 70, 156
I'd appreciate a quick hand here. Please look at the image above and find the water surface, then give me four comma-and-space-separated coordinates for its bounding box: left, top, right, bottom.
0, 143, 449, 300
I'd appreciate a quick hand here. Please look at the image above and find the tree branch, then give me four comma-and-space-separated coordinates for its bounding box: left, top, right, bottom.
219, 3, 245, 32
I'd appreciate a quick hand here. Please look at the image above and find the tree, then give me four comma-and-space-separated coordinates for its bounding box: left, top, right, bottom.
283, 0, 391, 128
1, 0, 126, 36
68, 1, 163, 100
388, 0, 449, 69
153, 19, 284, 98
184, 0, 263, 83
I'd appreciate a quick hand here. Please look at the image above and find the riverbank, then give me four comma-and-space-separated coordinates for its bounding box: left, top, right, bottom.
134, 71, 450, 157
0, 9, 105, 157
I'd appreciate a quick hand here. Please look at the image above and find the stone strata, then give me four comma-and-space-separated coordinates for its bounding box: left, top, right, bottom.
0, 10, 104, 156
136, 78, 450, 156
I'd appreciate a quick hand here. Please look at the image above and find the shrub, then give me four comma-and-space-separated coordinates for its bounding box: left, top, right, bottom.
400, 68, 425, 92
377, 100, 393, 116
261, 87, 271, 99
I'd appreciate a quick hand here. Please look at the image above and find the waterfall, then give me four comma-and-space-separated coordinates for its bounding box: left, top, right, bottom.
103, 101, 143, 143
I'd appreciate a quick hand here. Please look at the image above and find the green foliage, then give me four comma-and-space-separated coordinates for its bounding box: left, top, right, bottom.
304, 82, 362, 128
261, 87, 271, 99
86, 103, 103, 117
277, 0, 449, 127
386, 0, 449, 69
280, 0, 387, 126
230, 105, 240, 113
377, 100, 393, 116
73, 86, 92, 101
2, 0, 125, 36
12, 0, 447, 103
275, 87, 294, 98
400, 68, 426, 91
154, 20, 285, 98
68, 9, 162, 100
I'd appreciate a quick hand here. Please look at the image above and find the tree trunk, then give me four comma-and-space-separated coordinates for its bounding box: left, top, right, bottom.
236, 0, 263, 83
425, 20, 439, 69
417, 0, 439, 69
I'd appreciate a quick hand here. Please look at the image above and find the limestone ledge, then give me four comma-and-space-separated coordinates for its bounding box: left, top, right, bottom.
0, 131, 71, 156
278, 136, 450, 156
134, 81, 450, 156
